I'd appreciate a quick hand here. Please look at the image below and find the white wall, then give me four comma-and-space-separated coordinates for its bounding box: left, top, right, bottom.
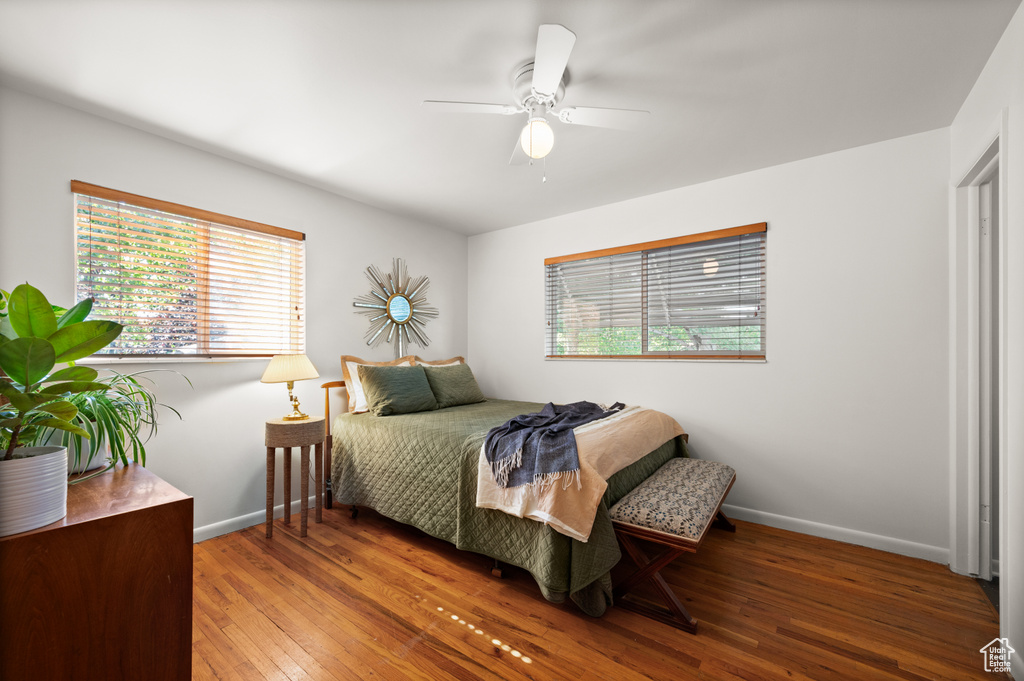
950, 3, 1024, 675
0, 86, 468, 539
469, 128, 951, 561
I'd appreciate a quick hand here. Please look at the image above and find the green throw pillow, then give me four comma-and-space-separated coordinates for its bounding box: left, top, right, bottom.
422, 363, 486, 409
358, 364, 438, 416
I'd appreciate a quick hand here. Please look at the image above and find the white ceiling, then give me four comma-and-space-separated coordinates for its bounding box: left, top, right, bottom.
0, 0, 1018, 235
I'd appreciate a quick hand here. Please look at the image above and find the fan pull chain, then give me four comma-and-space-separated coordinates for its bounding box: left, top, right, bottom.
528, 157, 548, 183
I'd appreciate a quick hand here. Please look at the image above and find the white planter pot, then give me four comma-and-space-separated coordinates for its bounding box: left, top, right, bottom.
68, 447, 110, 475
0, 446, 68, 537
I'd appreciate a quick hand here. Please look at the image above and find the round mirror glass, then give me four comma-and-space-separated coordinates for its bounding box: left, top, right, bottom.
387, 295, 412, 323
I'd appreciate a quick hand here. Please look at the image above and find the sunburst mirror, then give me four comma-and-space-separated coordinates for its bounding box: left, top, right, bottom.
353, 258, 438, 358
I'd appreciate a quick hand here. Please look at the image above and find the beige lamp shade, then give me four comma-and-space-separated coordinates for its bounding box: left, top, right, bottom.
260, 354, 319, 384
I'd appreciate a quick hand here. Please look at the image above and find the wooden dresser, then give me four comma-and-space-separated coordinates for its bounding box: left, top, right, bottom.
0, 464, 193, 681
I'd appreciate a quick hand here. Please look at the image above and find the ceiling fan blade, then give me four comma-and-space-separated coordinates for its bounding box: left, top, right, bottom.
422, 100, 520, 115
532, 24, 576, 99
508, 134, 529, 166
556, 106, 650, 130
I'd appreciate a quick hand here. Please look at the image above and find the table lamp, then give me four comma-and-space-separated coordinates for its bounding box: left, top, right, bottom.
260, 354, 320, 420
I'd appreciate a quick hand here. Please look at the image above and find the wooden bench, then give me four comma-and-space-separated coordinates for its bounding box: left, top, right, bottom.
608, 457, 736, 633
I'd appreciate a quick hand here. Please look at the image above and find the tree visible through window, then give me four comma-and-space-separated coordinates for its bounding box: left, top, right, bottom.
545, 224, 766, 359
73, 181, 306, 357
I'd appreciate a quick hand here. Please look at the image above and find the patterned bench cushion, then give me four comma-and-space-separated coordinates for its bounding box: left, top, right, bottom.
609, 458, 735, 541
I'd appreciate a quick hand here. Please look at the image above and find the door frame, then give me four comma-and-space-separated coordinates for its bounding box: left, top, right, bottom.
949, 110, 1008, 587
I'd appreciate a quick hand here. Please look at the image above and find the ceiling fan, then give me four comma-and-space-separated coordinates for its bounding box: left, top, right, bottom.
423, 24, 650, 165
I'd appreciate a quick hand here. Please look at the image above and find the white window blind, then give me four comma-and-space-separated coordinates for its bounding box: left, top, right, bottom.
72, 181, 306, 357
545, 223, 766, 359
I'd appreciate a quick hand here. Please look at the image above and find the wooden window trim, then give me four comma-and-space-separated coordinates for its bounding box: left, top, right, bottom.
70, 180, 304, 242
544, 222, 766, 266
74, 184, 306, 357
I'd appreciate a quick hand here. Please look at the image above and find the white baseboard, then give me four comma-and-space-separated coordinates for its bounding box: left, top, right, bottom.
721, 504, 949, 564
195, 499, 949, 566
193, 496, 319, 543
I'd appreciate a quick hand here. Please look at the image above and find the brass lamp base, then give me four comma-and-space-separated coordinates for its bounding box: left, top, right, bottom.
281, 381, 310, 421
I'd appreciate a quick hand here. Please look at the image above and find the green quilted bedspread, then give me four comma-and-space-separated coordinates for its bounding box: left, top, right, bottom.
330, 399, 685, 616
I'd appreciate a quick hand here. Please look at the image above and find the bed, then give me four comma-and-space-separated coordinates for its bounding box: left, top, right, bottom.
326, 359, 688, 617
325, 356, 688, 614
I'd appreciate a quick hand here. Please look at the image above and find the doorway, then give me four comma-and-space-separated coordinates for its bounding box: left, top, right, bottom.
977, 167, 999, 584
951, 123, 1007, 624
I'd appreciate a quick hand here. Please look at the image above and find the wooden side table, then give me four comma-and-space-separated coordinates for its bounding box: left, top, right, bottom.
266, 416, 325, 538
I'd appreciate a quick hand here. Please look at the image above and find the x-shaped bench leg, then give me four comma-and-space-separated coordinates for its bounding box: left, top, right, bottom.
713, 509, 736, 532
613, 534, 697, 633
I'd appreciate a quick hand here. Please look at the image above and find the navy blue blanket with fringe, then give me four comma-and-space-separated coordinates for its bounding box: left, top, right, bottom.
483, 401, 624, 489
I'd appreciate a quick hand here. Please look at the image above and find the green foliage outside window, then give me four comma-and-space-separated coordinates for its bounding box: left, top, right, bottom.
552, 324, 762, 355
77, 202, 203, 355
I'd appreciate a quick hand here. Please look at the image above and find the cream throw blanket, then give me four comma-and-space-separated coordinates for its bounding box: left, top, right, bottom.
475, 405, 686, 542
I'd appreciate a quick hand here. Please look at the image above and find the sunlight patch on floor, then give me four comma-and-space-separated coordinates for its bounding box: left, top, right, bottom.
420, 595, 534, 665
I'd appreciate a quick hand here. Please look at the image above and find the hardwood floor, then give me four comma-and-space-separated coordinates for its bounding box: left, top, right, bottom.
192, 508, 1004, 680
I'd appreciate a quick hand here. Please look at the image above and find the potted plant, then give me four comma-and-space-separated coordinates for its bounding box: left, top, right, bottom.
0, 283, 132, 536
59, 369, 182, 476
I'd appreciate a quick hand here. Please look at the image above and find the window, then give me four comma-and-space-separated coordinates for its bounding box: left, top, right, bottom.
545, 223, 766, 359
73, 181, 306, 357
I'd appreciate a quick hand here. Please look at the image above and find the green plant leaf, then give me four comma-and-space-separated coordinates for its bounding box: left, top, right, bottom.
39, 380, 111, 395
8, 284, 58, 339
0, 417, 21, 428
56, 298, 93, 329
94, 403, 124, 461
31, 416, 90, 438
0, 379, 25, 398
0, 388, 50, 412
0, 337, 56, 386
48, 320, 122, 363
43, 366, 99, 383
35, 399, 78, 421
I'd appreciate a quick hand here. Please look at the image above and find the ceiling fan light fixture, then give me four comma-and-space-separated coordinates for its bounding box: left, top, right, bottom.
520, 116, 554, 159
